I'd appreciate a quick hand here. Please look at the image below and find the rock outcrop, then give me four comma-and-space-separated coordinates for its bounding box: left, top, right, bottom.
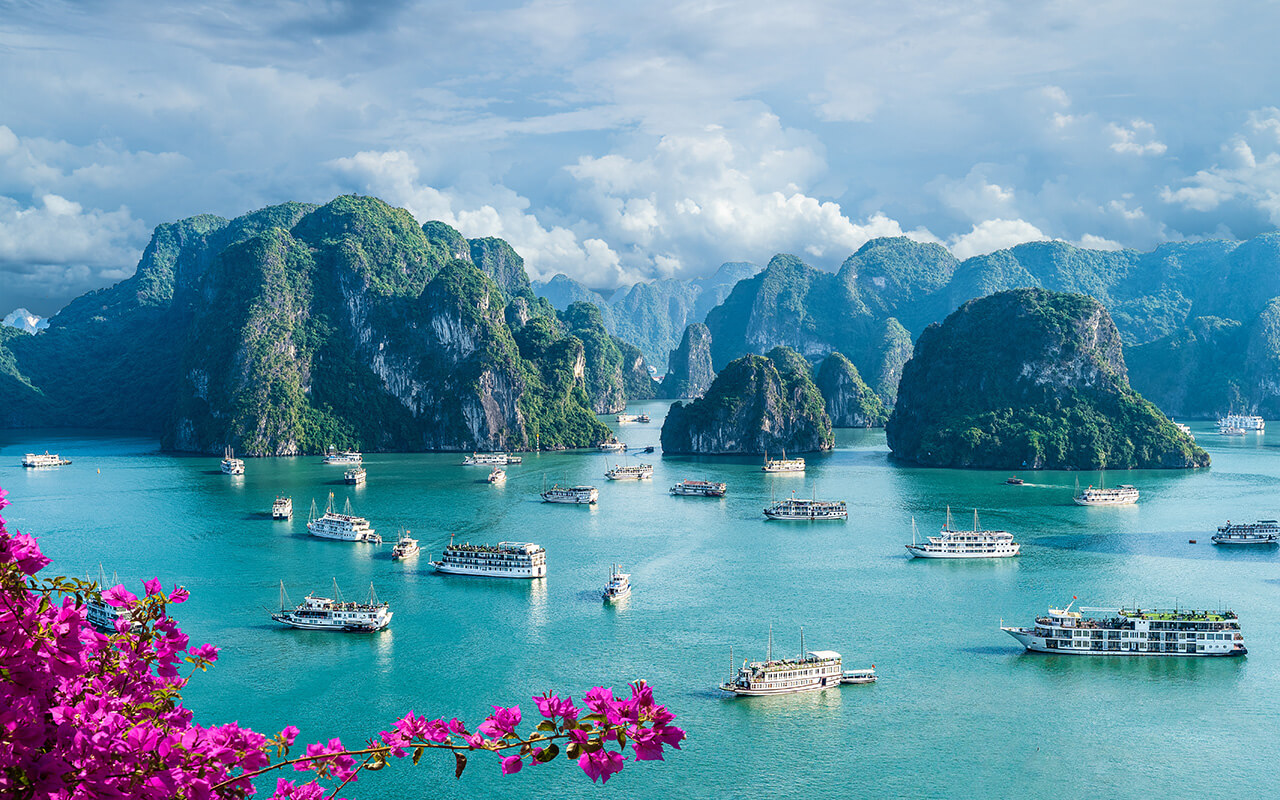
660, 346, 833, 454
886, 288, 1208, 470
660, 323, 715, 398
814, 352, 887, 427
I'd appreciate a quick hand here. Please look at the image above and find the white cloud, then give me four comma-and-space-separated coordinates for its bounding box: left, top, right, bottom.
930, 165, 1019, 222
947, 219, 1049, 261
1160, 107, 1280, 223
1075, 233, 1124, 251
2, 307, 48, 333
1108, 119, 1167, 156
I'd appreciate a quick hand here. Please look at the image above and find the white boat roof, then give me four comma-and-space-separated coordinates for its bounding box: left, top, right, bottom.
808, 650, 841, 660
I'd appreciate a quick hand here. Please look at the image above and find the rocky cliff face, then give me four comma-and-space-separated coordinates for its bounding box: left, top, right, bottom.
661, 323, 715, 398
815, 352, 888, 427
887, 289, 1208, 469
3, 195, 610, 454
660, 346, 833, 454
469, 237, 535, 301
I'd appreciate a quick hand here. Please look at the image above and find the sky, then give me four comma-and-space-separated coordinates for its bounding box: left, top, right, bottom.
3, 1, 1280, 316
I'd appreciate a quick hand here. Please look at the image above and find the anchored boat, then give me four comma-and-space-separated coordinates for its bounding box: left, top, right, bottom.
763, 492, 847, 520
220, 446, 244, 475
905, 509, 1019, 559
271, 579, 392, 632
272, 496, 293, 520
670, 479, 727, 497
22, 451, 71, 467
429, 539, 547, 578
541, 484, 598, 504
322, 448, 363, 465
720, 628, 872, 695
1001, 599, 1246, 657
762, 449, 805, 473
344, 467, 366, 485
1212, 519, 1280, 545
602, 564, 631, 603
307, 493, 381, 543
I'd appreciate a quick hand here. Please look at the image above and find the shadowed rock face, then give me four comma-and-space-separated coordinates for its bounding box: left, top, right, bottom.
0, 196, 610, 455
814, 352, 888, 428
887, 288, 1209, 470
661, 323, 715, 399
660, 347, 833, 455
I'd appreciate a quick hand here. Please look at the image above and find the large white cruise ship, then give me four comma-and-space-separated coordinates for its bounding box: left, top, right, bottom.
220, 446, 244, 475
762, 450, 805, 473
429, 540, 547, 578
1212, 519, 1280, 545
905, 509, 1020, 559
720, 629, 870, 696
670, 479, 727, 497
541, 484, 598, 504
1073, 481, 1139, 506
604, 462, 653, 480
462, 452, 522, 465
306, 493, 381, 543
22, 451, 71, 467
271, 580, 392, 632
763, 493, 847, 520
322, 448, 363, 465
1218, 414, 1264, 432
1001, 599, 1246, 657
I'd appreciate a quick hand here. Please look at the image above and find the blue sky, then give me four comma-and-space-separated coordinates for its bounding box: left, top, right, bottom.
3, 0, 1280, 314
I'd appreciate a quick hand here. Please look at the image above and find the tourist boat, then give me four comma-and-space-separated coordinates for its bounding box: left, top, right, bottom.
322, 448, 363, 465
598, 440, 627, 452
272, 496, 293, 520
605, 462, 653, 480
641, 445, 655, 453
1001, 599, 1246, 657
636, 414, 651, 423
1005, 476, 1024, 486
1219, 426, 1247, 436
1218, 414, 1264, 432
763, 492, 847, 520
220, 446, 244, 475
429, 539, 547, 578
670, 479, 727, 497
344, 467, 366, 485
1212, 519, 1280, 545
840, 667, 877, 684
271, 580, 392, 632
616, 413, 641, 423
487, 467, 507, 484
462, 452, 521, 465
762, 450, 805, 473
602, 564, 631, 603
1073, 480, 1139, 506
1173, 421, 1194, 439
85, 569, 140, 632
720, 629, 866, 696
22, 451, 71, 467
541, 484, 598, 504
390, 530, 420, 560
306, 493, 381, 543
905, 510, 1020, 559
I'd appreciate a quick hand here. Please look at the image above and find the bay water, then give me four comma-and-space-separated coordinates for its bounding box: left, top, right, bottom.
3, 401, 1278, 798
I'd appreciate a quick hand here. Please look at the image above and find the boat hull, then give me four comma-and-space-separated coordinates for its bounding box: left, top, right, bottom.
1211, 536, 1278, 545
603, 588, 631, 603
719, 679, 841, 696
430, 562, 544, 578
1002, 627, 1246, 656
906, 544, 1020, 559
763, 512, 847, 520
541, 495, 596, 504
271, 612, 392, 632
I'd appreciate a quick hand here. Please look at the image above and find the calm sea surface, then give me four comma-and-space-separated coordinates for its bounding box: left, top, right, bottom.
4, 401, 1279, 799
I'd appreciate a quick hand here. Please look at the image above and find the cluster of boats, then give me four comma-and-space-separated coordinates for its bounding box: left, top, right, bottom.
1218, 414, 1265, 436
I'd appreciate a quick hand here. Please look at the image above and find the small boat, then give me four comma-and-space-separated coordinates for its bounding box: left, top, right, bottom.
344, 467, 366, 485
602, 564, 631, 603
598, 440, 627, 452
840, 667, 877, 685
85, 568, 140, 632
391, 530, 420, 560
670, 479, 727, 497
636, 414, 651, 423
488, 467, 507, 484
271, 579, 392, 632
641, 445, 655, 453
272, 496, 293, 520
220, 446, 244, 475
322, 448, 363, 465
1005, 476, 1024, 486
541, 484, 598, 504
22, 451, 71, 468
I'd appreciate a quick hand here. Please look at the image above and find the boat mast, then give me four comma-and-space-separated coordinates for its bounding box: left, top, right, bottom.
800, 626, 805, 659
911, 516, 917, 545
973, 509, 979, 532
767, 623, 773, 663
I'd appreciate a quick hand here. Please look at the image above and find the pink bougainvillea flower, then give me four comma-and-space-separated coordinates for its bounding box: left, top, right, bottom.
101, 584, 138, 608
500, 755, 523, 775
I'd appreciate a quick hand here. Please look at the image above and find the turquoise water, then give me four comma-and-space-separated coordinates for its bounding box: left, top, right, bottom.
4, 401, 1280, 799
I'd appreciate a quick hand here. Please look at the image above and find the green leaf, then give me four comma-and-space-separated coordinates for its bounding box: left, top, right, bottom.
454, 752, 467, 779
566, 742, 581, 760
536, 743, 560, 763
535, 720, 556, 732
411, 746, 425, 766
582, 713, 607, 723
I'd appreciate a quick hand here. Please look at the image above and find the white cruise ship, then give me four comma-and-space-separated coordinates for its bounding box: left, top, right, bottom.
616, 413, 640, 423
272, 496, 293, 520
220, 446, 244, 475
22, 451, 71, 467
306, 493, 381, 543
605, 462, 653, 480
762, 450, 805, 473
670, 479, 727, 497
541, 484, 598, 504
1218, 414, 1264, 432
430, 540, 546, 578
1212, 519, 1280, 545
1002, 599, 1246, 657
763, 493, 847, 520
905, 510, 1020, 559
1073, 482, 1138, 506
602, 564, 631, 602
1173, 421, 1194, 439
271, 580, 392, 632
598, 440, 627, 452
462, 452, 522, 465
344, 467, 366, 485
322, 448, 363, 465
720, 630, 864, 696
